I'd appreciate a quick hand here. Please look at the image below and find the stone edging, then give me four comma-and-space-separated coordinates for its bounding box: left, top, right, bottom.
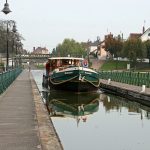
30, 73, 64, 150
100, 81, 150, 106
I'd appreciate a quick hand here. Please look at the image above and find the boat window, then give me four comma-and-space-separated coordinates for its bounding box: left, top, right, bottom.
74, 60, 79, 66
148, 33, 150, 36
51, 60, 57, 71
56, 59, 61, 67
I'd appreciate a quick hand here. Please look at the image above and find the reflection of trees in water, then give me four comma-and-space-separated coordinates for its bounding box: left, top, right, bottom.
42, 91, 150, 120
100, 93, 150, 120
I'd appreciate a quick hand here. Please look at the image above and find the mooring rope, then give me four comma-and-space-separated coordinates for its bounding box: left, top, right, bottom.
49, 74, 100, 88
84, 78, 101, 88
50, 75, 78, 85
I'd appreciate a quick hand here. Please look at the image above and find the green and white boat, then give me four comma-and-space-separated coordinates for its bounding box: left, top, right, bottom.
43, 57, 100, 92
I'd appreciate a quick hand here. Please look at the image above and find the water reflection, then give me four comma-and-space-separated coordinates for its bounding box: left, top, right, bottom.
42, 91, 150, 121
42, 91, 100, 123
100, 93, 150, 120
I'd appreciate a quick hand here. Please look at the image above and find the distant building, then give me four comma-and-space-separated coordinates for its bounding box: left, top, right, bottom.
97, 40, 109, 60
129, 33, 142, 40
88, 40, 99, 54
141, 27, 150, 41
83, 36, 110, 60
82, 40, 99, 57
128, 26, 150, 42
21, 49, 28, 54
32, 47, 49, 54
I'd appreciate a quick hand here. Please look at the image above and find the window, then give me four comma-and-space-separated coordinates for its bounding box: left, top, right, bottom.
148, 33, 150, 36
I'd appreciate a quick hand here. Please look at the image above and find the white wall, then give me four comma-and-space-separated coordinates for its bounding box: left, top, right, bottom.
141, 28, 150, 41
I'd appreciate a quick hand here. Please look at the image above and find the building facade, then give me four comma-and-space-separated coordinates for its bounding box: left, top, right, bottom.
32, 47, 49, 54
141, 28, 150, 41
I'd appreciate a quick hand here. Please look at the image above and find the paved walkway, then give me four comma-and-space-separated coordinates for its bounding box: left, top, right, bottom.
100, 79, 150, 94
0, 70, 63, 150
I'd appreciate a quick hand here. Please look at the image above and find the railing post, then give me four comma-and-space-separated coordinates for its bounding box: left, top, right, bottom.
137, 72, 139, 86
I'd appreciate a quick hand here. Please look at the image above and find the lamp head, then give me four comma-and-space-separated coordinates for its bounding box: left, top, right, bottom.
12, 24, 17, 33
2, 2, 11, 14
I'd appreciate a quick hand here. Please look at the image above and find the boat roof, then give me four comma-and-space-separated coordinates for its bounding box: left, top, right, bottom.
48, 57, 84, 60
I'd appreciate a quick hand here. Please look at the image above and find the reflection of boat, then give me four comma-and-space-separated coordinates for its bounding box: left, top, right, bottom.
43, 91, 100, 121
42, 57, 100, 92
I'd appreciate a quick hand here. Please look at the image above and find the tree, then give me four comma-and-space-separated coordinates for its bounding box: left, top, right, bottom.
105, 34, 123, 58
123, 39, 146, 68
0, 20, 24, 54
144, 40, 150, 64
53, 38, 86, 57
51, 48, 57, 56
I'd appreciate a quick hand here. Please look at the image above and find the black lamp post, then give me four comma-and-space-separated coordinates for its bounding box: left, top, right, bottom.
12, 23, 17, 69
2, 0, 11, 71
87, 40, 90, 63
2, 0, 11, 14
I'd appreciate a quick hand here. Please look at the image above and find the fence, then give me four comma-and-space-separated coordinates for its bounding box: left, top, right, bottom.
99, 71, 150, 88
0, 68, 22, 95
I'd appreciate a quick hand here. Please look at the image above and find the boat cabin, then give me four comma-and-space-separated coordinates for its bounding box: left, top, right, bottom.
48, 57, 84, 72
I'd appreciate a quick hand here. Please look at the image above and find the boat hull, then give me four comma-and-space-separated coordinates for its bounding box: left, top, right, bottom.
49, 78, 98, 92
48, 67, 100, 92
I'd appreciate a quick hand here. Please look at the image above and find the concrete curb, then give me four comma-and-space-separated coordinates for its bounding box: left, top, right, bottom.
100, 79, 150, 106
30, 73, 64, 150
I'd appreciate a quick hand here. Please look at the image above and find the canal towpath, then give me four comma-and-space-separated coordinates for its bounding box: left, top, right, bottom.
100, 79, 150, 105
0, 70, 63, 150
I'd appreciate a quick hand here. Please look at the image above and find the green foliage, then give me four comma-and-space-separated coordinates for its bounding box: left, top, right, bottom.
0, 20, 23, 54
36, 64, 44, 69
105, 34, 123, 57
51, 38, 86, 57
122, 39, 146, 67
101, 60, 128, 71
0, 62, 4, 66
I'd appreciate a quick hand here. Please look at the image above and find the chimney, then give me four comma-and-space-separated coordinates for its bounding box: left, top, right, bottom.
143, 26, 145, 33
122, 33, 123, 40
33, 47, 36, 51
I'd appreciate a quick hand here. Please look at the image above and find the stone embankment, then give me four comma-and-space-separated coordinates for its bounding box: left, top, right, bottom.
100, 79, 150, 106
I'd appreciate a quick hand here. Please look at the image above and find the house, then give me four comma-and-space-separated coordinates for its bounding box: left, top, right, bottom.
96, 33, 115, 60
83, 37, 108, 60
140, 27, 150, 41
82, 40, 99, 58
128, 26, 150, 42
32, 47, 49, 54
129, 33, 142, 40
97, 40, 109, 60
88, 40, 99, 55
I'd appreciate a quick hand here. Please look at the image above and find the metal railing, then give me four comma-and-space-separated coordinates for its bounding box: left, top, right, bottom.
99, 71, 150, 88
0, 67, 22, 95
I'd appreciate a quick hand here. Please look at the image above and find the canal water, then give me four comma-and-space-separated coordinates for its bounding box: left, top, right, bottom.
32, 70, 150, 150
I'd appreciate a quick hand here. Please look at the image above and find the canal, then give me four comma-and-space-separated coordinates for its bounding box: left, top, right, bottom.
32, 70, 150, 150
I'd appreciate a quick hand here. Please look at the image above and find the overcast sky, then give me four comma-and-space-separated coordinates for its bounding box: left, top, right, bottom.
0, 0, 149, 52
